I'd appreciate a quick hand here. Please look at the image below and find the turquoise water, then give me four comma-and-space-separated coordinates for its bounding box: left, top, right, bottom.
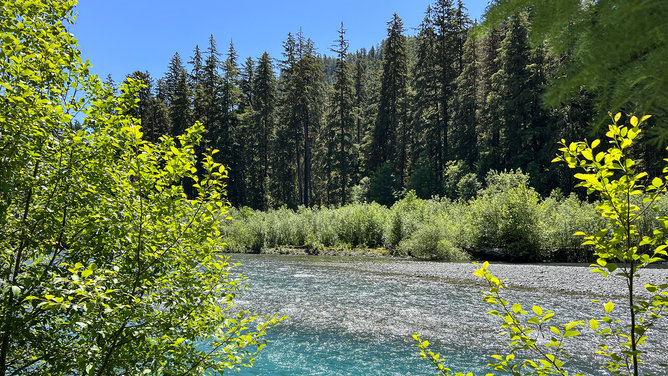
219, 255, 666, 375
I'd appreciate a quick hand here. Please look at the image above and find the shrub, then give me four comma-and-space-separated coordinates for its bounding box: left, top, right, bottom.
469, 171, 544, 261
541, 192, 603, 261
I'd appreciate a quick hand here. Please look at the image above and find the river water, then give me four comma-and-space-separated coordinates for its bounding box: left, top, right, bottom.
220, 254, 667, 375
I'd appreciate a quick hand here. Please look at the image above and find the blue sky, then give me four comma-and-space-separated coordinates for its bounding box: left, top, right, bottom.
69, 0, 488, 83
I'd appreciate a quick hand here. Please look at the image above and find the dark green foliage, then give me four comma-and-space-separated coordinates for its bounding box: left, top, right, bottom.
406, 151, 441, 199
166, 52, 191, 138
368, 161, 399, 207
412, 0, 471, 183
476, 25, 504, 175
364, 14, 410, 184
189, 44, 205, 125
247, 52, 276, 210
271, 31, 327, 208
492, 13, 532, 170
450, 28, 478, 166
124, 71, 170, 143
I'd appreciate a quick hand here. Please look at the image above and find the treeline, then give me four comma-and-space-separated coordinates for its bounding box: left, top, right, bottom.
117, 0, 657, 209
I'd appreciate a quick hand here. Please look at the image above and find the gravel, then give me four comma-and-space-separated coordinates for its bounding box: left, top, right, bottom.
327, 260, 668, 298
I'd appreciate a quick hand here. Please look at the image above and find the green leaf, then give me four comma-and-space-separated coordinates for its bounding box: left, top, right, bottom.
604, 301, 614, 313
564, 330, 580, 338
589, 319, 599, 330
532, 305, 543, 317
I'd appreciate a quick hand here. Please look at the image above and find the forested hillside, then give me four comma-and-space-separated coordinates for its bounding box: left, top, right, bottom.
117, 0, 663, 209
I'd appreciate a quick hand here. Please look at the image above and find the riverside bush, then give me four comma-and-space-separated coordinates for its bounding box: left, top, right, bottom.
223, 171, 608, 262
397, 218, 470, 261
541, 192, 603, 261
469, 171, 545, 261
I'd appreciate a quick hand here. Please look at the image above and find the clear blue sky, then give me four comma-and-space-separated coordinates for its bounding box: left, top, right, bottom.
69, 0, 488, 82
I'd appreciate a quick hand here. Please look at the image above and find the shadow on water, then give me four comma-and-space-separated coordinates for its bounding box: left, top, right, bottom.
214, 254, 666, 376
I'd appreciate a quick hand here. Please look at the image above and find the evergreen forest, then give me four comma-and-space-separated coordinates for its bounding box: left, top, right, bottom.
118, 0, 665, 209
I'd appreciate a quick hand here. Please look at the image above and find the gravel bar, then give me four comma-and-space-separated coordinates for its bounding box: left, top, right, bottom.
328, 260, 668, 298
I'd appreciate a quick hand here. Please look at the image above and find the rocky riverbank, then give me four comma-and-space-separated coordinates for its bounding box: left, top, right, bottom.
325, 259, 668, 298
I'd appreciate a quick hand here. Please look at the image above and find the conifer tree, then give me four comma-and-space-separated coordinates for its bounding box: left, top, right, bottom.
125, 71, 170, 143
273, 31, 325, 207
166, 53, 191, 138
247, 52, 276, 209
189, 44, 205, 125
218, 41, 246, 206
295, 31, 326, 207
324, 22, 356, 205
351, 49, 370, 183
364, 13, 410, 194
450, 28, 479, 166
493, 12, 532, 170
239, 57, 255, 113
230, 57, 256, 206
272, 33, 300, 208
412, 8, 440, 182
485, 0, 668, 143
412, 0, 470, 191
201, 35, 222, 151
476, 25, 504, 174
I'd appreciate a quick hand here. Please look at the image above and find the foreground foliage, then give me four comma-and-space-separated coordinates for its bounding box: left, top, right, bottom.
415, 114, 668, 375
484, 0, 667, 142
0, 1, 279, 375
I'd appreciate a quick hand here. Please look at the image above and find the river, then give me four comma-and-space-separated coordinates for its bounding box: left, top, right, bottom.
220, 254, 668, 375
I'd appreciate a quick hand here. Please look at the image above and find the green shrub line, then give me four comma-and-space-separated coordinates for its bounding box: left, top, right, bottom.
221, 169, 668, 262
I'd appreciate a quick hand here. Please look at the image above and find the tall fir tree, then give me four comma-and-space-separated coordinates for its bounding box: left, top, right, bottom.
323, 22, 356, 205
351, 49, 371, 184
272, 32, 300, 208
412, 0, 471, 191
450, 27, 479, 167
273, 30, 326, 207
476, 25, 504, 174
230, 57, 256, 206
294, 30, 326, 207
125, 71, 170, 143
200, 35, 222, 151
166, 53, 191, 138
189, 44, 205, 126
218, 41, 245, 206
493, 12, 532, 170
363, 13, 410, 200
247, 52, 276, 209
